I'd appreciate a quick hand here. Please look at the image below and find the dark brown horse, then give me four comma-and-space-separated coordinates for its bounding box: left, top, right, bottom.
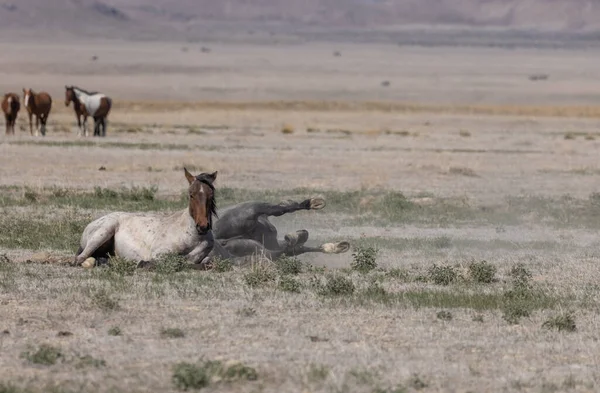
23, 88, 52, 136
1, 93, 20, 135
65, 86, 112, 137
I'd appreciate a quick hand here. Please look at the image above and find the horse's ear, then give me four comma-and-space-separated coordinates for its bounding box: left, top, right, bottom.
206, 171, 218, 183
184, 167, 195, 184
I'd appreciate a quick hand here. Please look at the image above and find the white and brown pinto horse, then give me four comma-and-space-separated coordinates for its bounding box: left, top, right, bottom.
65, 86, 112, 137
23, 88, 52, 136
74, 169, 217, 268
1, 93, 20, 135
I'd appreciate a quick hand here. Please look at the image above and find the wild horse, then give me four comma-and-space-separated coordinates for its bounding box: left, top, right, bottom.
1, 93, 20, 135
23, 88, 52, 136
74, 169, 217, 269
204, 197, 350, 267
65, 86, 112, 137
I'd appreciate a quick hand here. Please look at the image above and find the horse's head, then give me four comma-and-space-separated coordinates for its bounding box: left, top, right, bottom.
184, 168, 218, 235
22, 88, 33, 108
64, 86, 75, 107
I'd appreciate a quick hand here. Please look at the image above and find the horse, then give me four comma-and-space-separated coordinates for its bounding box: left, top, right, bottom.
23, 88, 52, 136
204, 197, 350, 267
73, 169, 217, 269
1, 93, 20, 135
65, 86, 112, 137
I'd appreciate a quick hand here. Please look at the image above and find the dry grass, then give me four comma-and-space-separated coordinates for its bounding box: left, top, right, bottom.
110, 100, 600, 119
2, 40, 600, 393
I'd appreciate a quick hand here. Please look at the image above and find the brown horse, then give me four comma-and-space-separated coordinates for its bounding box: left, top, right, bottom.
23, 88, 52, 136
1, 93, 20, 135
65, 86, 111, 137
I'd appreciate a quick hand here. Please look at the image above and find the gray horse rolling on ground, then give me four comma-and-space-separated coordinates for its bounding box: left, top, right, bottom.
203, 197, 350, 268
74, 169, 217, 269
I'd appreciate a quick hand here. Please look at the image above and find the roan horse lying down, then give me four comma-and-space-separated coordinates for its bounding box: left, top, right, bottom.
75, 169, 217, 269
75, 170, 349, 269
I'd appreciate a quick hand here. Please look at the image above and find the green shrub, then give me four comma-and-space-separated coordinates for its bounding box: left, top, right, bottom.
351, 246, 378, 273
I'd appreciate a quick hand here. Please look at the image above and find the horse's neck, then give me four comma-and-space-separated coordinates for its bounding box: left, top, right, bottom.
27, 94, 36, 109
74, 91, 89, 105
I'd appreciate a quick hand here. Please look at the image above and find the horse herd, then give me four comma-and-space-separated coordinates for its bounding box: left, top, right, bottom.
74, 169, 351, 270
1, 86, 112, 137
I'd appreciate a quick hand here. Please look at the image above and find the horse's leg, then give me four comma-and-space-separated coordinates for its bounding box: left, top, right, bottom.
215, 198, 326, 242
83, 115, 88, 137
93, 117, 100, 137
34, 115, 39, 137
255, 198, 326, 218
73, 224, 117, 266
40, 114, 47, 136
27, 112, 33, 136
219, 238, 280, 260
4, 114, 9, 135
101, 117, 107, 137
76, 114, 82, 136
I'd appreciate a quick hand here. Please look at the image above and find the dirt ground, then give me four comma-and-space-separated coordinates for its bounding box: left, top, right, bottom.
1, 40, 600, 393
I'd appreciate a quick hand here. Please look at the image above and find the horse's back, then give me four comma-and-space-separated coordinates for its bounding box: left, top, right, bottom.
34, 92, 52, 114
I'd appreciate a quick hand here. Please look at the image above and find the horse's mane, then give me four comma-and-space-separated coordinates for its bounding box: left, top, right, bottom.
71, 86, 99, 96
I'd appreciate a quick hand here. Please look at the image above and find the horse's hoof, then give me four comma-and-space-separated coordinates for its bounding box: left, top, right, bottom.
284, 230, 309, 247
321, 242, 350, 254
310, 197, 326, 210
81, 257, 96, 269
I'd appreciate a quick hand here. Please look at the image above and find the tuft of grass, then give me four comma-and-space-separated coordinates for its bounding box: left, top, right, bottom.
361, 283, 391, 304
172, 359, 258, 391
243, 262, 277, 288
274, 256, 303, 275
437, 310, 453, 321
172, 362, 210, 390
468, 260, 497, 283
211, 257, 233, 273
281, 123, 295, 134
428, 264, 458, 286
107, 326, 122, 336
542, 312, 577, 332
75, 354, 106, 369
307, 364, 330, 383
278, 276, 301, 293
161, 328, 185, 339
24, 190, 38, 202
21, 344, 62, 365
459, 129, 472, 137
564, 132, 576, 140
510, 263, 533, 285
318, 274, 355, 297
449, 166, 478, 177
385, 268, 410, 281
408, 374, 428, 390
108, 256, 137, 276
502, 263, 537, 324
91, 288, 120, 311
472, 314, 484, 323
350, 246, 378, 273
154, 253, 188, 274
94, 185, 157, 201
237, 307, 256, 317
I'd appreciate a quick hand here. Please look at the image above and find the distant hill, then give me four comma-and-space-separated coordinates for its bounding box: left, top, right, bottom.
2, 0, 600, 43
